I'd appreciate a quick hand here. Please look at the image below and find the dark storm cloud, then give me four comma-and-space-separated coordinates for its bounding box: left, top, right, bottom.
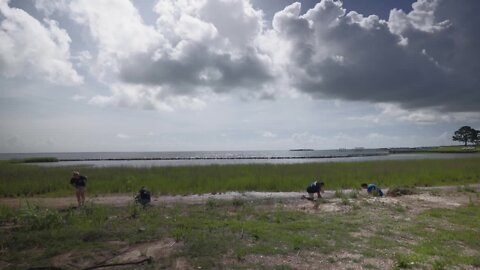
119, 43, 274, 95
273, 0, 480, 112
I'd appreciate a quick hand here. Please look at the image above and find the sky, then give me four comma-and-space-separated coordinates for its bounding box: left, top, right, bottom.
1, 0, 479, 153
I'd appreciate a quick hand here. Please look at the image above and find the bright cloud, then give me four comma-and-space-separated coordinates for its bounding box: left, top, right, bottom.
18, 0, 480, 114
0, 0, 82, 85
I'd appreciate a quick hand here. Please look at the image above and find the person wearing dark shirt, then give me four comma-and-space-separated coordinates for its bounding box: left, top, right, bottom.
361, 183, 384, 197
135, 186, 151, 207
70, 171, 87, 206
303, 181, 325, 201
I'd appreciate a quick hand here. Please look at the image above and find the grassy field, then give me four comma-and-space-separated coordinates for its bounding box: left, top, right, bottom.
1, 158, 480, 197
0, 190, 479, 269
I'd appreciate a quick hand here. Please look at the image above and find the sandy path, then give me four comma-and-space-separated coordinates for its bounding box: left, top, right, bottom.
0, 184, 478, 209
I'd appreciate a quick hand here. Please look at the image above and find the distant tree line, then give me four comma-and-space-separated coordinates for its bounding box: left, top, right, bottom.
452, 126, 479, 146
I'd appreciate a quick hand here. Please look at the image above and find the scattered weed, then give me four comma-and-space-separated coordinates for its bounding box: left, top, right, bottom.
334, 189, 345, 198
348, 190, 359, 199
232, 198, 246, 207
394, 253, 421, 269
432, 259, 447, 270
461, 184, 477, 193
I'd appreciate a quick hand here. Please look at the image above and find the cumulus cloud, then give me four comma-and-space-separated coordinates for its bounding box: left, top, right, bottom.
20, 0, 480, 114
269, 0, 480, 113
0, 0, 82, 85
89, 83, 206, 111
119, 0, 274, 96
34, 0, 68, 17
50, 0, 275, 109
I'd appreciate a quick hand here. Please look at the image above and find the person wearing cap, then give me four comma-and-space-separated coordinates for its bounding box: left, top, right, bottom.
361, 183, 384, 197
70, 171, 87, 207
302, 181, 325, 201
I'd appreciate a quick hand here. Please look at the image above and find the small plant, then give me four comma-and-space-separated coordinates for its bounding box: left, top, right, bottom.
349, 190, 359, 199
462, 185, 477, 193
432, 260, 446, 270
341, 197, 350, 205
129, 203, 142, 219
171, 225, 190, 242
393, 204, 406, 213
0, 205, 15, 224
206, 198, 220, 209
394, 253, 419, 269
352, 203, 361, 210
232, 198, 246, 207
235, 247, 247, 261
334, 189, 345, 198
468, 196, 476, 206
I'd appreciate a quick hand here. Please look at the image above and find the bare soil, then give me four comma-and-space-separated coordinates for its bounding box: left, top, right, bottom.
1, 184, 477, 209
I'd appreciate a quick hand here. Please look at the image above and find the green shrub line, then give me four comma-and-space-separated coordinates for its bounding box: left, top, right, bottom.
1, 157, 480, 197
9, 157, 59, 163
417, 146, 479, 153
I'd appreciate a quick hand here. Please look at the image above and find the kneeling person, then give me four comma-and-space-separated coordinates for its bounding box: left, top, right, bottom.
135, 186, 151, 207
304, 181, 325, 201
361, 183, 384, 197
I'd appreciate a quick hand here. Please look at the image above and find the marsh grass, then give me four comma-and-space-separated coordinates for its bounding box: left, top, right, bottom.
1, 157, 480, 197
422, 146, 479, 153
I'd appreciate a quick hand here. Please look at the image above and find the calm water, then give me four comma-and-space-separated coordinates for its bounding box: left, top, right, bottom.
0, 149, 385, 161
1, 150, 479, 167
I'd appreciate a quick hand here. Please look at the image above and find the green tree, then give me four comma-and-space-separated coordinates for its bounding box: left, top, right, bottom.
472, 129, 479, 146
452, 126, 477, 146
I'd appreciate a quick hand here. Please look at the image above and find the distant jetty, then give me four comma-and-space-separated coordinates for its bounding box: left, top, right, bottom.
289, 149, 314, 151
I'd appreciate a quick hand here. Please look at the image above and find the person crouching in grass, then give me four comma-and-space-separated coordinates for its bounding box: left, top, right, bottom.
302, 181, 325, 201
135, 186, 151, 208
70, 171, 87, 207
361, 183, 384, 197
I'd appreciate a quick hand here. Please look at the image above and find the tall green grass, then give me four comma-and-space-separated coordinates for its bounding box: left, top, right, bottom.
1, 158, 479, 197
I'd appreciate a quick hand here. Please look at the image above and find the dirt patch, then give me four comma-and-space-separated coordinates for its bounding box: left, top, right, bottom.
50, 238, 183, 270
387, 187, 418, 197
358, 190, 478, 216
1, 184, 477, 210
51, 249, 115, 269
238, 251, 393, 270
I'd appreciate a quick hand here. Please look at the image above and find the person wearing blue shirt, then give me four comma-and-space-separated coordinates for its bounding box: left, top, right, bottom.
361, 183, 384, 197
302, 181, 325, 201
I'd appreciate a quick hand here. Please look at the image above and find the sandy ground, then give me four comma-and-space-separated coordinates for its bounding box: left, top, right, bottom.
0, 184, 478, 209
